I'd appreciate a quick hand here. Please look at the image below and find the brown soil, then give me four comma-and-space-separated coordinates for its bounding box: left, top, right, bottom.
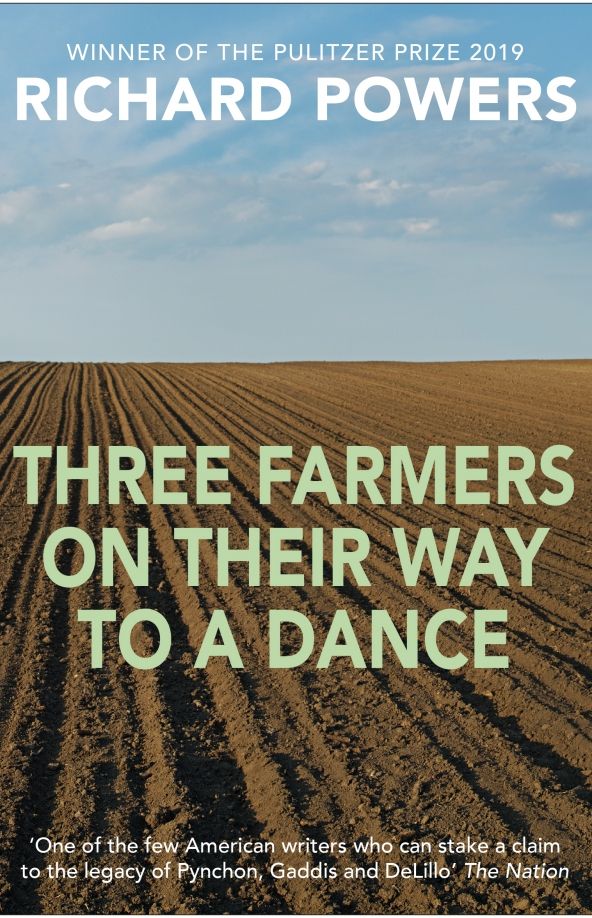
0, 361, 590, 914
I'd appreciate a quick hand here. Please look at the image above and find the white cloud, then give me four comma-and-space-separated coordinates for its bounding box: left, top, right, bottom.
279, 160, 329, 182
550, 211, 586, 230
301, 160, 328, 179
402, 217, 438, 236
543, 162, 588, 178
226, 199, 267, 223
355, 170, 405, 206
429, 180, 506, 199
87, 216, 158, 241
0, 188, 36, 225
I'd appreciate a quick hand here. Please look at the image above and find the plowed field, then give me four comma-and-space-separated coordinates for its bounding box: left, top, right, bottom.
0, 361, 590, 914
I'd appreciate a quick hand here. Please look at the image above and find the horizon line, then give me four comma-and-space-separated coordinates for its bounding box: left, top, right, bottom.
2, 356, 591, 366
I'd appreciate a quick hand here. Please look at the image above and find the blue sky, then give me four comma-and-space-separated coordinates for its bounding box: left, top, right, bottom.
0, 3, 591, 361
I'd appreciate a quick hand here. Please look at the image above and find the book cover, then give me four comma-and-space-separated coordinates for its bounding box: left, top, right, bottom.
0, 2, 590, 914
